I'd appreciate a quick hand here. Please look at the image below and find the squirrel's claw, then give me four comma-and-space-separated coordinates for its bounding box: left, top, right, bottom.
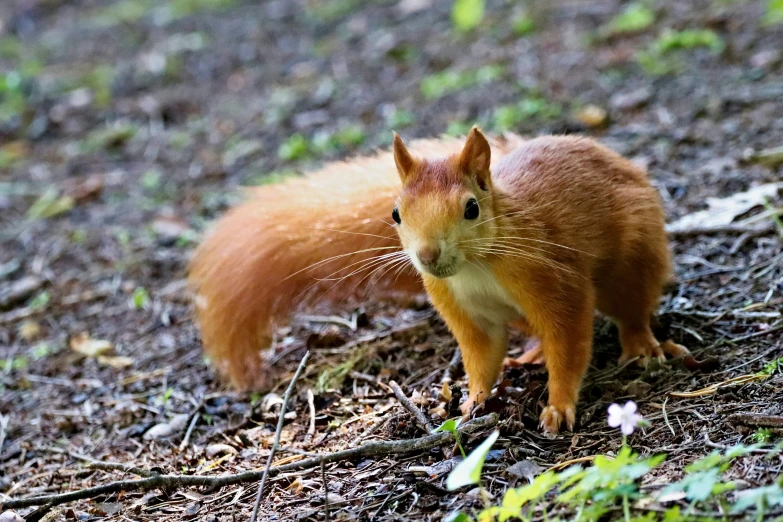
540, 404, 576, 435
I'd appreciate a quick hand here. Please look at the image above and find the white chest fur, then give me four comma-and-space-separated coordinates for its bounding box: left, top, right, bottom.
447, 262, 523, 329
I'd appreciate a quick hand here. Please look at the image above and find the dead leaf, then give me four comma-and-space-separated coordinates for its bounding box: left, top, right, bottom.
0, 511, 25, 522
743, 146, 783, 168
206, 443, 238, 457
657, 490, 687, 503
574, 104, 608, 128
151, 216, 191, 241
506, 459, 543, 483
261, 393, 284, 413
440, 381, 452, 402
18, 320, 41, 341
143, 413, 190, 440
666, 182, 783, 234
63, 174, 104, 203
70, 333, 113, 357
93, 503, 123, 516
97, 355, 134, 369
0, 141, 29, 162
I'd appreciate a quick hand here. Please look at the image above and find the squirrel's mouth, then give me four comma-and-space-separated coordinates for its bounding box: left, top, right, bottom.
423, 263, 459, 279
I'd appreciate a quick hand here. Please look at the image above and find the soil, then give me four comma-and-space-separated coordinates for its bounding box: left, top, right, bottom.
0, 0, 782, 520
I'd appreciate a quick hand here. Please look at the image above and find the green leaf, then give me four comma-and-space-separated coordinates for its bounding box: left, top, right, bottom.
446, 430, 499, 490
605, 3, 654, 35
132, 287, 150, 309
433, 418, 461, 434
511, 12, 535, 36
765, 0, 783, 25
278, 134, 309, 161
27, 188, 74, 219
451, 0, 485, 32
500, 471, 561, 516
663, 468, 723, 502
444, 511, 472, 522
28, 291, 50, 310
732, 482, 783, 513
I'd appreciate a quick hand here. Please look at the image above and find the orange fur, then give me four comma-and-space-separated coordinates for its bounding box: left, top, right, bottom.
188, 135, 522, 390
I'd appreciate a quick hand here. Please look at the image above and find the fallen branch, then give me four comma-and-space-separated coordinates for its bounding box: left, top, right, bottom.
667, 222, 774, 238
728, 413, 783, 429
390, 380, 434, 433
250, 350, 310, 522
87, 462, 152, 478
2, 414, 497, 511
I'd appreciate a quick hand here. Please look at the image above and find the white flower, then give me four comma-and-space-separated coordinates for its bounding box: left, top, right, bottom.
608, 401, 642, 436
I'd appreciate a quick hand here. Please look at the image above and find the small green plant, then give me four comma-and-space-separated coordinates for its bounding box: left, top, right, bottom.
27, 188, 74, 219
315, 350, 366, 393
446, 121, 474, 137
31, 343, 54, 360
243, 169, 298, 186
420, 64, 504, 100
434, 418, 466, 457
156, 387, 174, 406
385, 108, 415, 129
448, 402, 783, 521
278, 133, 309, 161
332, 124, 366, 148
491, 96, 562, 131
2, 356, 29, 372
132, 287, 150, 309
761, 197, 783, 239
28, 291, 50, 310
451, 0, 485, 32
306, 0, 363, 23
637, 29, 724, 75
751, 428, 775, 444
602, 2, 655, 36
511, 12, 535, 36
758, 356, 783, 377
765, 0, 783, 25
141, 169, 162, 192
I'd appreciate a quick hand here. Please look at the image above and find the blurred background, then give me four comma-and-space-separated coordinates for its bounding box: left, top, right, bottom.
0, 0, 781, 235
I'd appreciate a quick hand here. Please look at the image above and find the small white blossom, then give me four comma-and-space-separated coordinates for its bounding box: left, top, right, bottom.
608, 401, 642, 436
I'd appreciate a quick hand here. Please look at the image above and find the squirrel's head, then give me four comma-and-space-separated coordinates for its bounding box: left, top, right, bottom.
392, 126, 496, 279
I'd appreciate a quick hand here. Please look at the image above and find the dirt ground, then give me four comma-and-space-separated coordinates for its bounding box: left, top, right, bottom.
1, 0, 782, 520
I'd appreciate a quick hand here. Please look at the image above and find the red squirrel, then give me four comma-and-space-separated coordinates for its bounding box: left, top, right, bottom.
189, 128, 687, 434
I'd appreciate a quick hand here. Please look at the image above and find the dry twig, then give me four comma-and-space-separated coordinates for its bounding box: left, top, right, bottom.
390, 380, 434, 433
249, 350, 310, 522
306, 389, 316, 437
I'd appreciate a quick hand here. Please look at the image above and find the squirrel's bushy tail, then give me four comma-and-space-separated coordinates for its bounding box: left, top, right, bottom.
188, 135, 523, 390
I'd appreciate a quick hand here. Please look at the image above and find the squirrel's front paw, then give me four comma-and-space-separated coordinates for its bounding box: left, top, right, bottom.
460, 398, 475, 421
539, 403, 576, 434
460, 389, 489, 420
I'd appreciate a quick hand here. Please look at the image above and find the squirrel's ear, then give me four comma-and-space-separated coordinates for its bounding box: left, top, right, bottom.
393, 132, 416, 182
459, 126, 491, 189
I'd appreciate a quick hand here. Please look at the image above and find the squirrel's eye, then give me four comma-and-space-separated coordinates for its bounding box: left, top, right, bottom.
392, 207, 401, 224
464, 198, 479, 220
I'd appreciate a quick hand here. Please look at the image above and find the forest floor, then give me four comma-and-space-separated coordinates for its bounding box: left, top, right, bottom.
1, 0, 782, 520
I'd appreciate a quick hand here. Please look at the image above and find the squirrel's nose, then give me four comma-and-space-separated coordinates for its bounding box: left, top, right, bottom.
417, 245, 441, 266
